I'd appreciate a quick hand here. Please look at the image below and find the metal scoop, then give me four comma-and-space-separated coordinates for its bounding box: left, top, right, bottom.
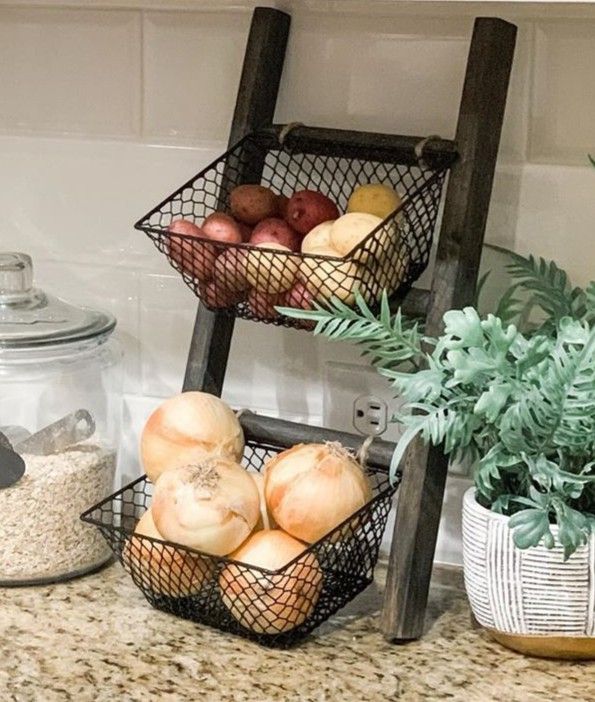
0, 409, 95, 488
14, 409, 95, 456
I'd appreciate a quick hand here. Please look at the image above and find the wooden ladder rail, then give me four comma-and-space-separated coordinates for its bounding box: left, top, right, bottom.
183, 8, 291, 395
380, 16, 517, 642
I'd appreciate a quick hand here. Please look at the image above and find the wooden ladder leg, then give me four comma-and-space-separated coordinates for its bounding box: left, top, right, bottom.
381, 17, 517, 642
183, 8, 290, 394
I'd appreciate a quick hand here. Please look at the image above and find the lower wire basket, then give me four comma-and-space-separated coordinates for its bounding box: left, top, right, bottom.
80, 440, 399, 648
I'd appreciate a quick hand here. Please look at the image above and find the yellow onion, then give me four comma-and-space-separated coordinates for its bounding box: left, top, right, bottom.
298, 246, 361, 305
141, 391, 244, 483
250, 472, 275, 532
152, 457, 260, 556
264, 442, 372, 543
122, 509, 213, 597
219, 529, 323, 633
244, 242, 299, 293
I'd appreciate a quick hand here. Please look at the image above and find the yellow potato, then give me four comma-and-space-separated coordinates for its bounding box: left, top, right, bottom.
245, 242, 298, 293
366, 248, 411, 302
347, 183, 402, 220
299, 245, 361, 305
330, 212, 383, 258
301, 221, 334, 254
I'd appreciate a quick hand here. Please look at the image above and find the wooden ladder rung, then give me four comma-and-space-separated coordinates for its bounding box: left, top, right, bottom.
260, 125, 458, 169
239, 411, 396, 471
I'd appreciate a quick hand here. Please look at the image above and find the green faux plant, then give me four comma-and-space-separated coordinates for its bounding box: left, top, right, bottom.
280, 250, 595, 557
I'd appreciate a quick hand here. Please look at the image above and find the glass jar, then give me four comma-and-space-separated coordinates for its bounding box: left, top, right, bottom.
0, 253, 122, 585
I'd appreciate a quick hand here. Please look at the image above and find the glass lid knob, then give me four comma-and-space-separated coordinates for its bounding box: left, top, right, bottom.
0, 253, 33, 299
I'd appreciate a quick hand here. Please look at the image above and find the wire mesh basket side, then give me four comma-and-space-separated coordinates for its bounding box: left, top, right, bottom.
82, 441, 398, 647
136, 132, 449, 327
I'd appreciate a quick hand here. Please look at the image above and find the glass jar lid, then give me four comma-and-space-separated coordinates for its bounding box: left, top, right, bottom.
0, 253, 116, 349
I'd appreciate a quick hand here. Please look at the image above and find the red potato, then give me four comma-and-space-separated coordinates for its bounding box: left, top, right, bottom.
230, 185, 279, 225
249, 218, 301, 251
168, 218, 203, 238
200, 280, 246, 309
167, 219, 216, 282
237, 222, 253, 243
285, 281, 314, 310
285, 281, 315, 330
213, 248, 250, 293
277, 194, 289, 220
202, 212, 242, 244
285, 190, 340, 235
247, 289, 286, 320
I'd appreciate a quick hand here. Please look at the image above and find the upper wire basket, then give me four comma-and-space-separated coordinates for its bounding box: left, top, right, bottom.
81, 439, 399, 648
135, 127, 453, 328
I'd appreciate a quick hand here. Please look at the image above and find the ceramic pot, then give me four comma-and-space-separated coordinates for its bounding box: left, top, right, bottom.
462, 488, 595, 659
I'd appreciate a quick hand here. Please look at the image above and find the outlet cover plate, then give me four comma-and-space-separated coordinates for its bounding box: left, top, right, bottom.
323, 362, 404, 442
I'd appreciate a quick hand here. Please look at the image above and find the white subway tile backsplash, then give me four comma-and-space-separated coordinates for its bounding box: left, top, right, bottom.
514, 163, 595, 288
142, 11, 250, 143
0, 135, 221, 271
0, 8, 141, 137
530, 21, 595, 165
276, 14, 470, 138
139, 272, 195, 397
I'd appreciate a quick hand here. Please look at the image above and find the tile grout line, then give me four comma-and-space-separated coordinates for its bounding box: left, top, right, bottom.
138, 8, 145, 140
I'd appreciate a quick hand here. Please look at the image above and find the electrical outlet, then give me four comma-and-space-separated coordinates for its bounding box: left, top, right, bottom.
353, 395, 388, 435
324, 361, 471, 477
324, 362, 404, 442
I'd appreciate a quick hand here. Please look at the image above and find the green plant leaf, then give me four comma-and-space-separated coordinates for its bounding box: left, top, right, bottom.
552, 500, 592, 559
442, 307, 484, 349
474, 383, 511, 422
509, 508, 555, 550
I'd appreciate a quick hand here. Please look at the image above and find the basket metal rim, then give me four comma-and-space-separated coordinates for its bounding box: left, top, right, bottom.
135, 170, 446, 263
81, 470, 400, 576
133, 128, 449, 260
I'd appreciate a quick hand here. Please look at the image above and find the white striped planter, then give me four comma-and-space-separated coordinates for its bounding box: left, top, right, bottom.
462, 488, 595, 659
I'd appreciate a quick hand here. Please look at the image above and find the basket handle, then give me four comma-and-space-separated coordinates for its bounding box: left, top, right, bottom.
278, 122, 306, 145
415, 135, 444, 169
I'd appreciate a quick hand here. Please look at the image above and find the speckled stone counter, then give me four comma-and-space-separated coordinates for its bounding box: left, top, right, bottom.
1, 562, 593, 701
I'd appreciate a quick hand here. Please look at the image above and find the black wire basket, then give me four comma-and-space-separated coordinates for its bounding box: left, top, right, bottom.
81, 439, 399, 648
135, 128, 450, 329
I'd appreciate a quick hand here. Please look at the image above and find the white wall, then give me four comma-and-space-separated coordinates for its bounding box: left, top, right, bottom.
1, 1, 594, 564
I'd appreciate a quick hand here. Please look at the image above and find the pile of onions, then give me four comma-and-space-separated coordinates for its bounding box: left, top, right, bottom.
122, 509, 213, 597
219, 530, 322, 633
264, 442, 372, 543
152, 457, 260, 556
131, 390, 377, 633
141, 391, 244, 483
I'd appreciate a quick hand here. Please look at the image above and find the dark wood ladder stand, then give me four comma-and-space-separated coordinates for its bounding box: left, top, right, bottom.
182, 7, 517, 642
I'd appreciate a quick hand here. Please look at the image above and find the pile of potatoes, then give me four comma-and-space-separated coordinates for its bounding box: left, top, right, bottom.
166, 182, 408, 320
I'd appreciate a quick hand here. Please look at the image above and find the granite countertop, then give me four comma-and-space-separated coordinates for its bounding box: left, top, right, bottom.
1, 561, 593, 702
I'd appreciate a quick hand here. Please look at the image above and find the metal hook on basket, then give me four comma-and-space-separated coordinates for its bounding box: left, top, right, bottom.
278, 122, 305, 146
414, 134, 443, 170
356, 435, 375, 469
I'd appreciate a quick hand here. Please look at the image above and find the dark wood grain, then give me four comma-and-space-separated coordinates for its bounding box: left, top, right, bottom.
381, 17, 517, 642
183, 8, 291, 394
265, 125, 457, 169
